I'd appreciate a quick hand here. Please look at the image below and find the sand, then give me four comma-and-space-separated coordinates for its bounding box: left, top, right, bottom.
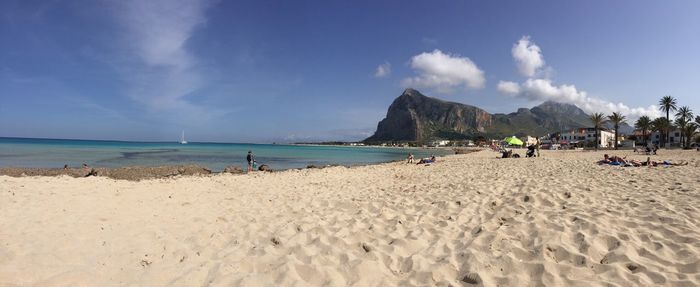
1, 149, 699, 286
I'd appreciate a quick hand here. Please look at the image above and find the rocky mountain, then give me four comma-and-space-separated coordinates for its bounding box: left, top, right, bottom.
365, 89, 492, 142
365, 89, 627, 143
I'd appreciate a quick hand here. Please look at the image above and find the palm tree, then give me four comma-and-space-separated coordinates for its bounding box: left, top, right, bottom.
676, 106, 693, 121
607, 112, 626, 150
659, 95, 677, 147
693, 115, 700, 145
589, 112, 605, 150
675, 117, 689, 148
682, 122, 698, 148
652, 117, 671, 147
675, 106, 694, 148
634, 116, 652, 146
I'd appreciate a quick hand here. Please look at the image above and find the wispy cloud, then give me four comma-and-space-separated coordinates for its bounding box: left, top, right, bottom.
496, 80, 520, 94
113, 0, 215, 116
402, 49, 485, 94
498, 36, 661, 119
374, 62, 391, 78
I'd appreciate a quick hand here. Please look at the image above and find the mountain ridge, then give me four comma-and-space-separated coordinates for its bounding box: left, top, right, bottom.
365, 89, 631, 142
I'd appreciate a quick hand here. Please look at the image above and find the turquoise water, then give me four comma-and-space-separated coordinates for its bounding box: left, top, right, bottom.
0, 138, 446, 171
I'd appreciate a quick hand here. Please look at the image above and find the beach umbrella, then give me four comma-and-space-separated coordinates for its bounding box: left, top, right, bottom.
504, 136, 523, 146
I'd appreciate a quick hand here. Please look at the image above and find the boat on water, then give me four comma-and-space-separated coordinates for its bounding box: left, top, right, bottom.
180, 131, 188, 144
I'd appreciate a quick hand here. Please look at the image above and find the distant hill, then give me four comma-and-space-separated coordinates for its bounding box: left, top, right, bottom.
365, 89, 630, 143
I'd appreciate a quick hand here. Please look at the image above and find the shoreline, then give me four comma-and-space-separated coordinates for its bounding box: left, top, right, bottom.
0, 148, 481, 181
1, 147, 680, 181
0, 148, 482, 181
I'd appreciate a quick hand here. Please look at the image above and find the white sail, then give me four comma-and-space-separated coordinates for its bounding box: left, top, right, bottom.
180, 131, 188, 144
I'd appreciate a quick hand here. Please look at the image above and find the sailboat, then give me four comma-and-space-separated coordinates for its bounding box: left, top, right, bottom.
180, 131, 188, 144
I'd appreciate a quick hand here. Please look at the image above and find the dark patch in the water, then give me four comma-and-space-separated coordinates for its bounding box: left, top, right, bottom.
121, 149, 180, 159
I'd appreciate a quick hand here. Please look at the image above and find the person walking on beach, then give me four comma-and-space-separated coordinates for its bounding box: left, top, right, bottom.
535, 138, 541, 157
246, 151, 254, 172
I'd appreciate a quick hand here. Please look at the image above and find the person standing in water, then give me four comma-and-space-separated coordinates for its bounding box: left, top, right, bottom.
246, 151, 255, 172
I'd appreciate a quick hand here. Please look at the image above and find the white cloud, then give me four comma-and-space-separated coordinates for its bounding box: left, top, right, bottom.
114, 0, 213, 112
512, 36, 545, 77
499, 36, 662, 120
374, 62, 391, 78
497, 81, 520, 95
499, 79, 661, 119
402, 49, 485, 93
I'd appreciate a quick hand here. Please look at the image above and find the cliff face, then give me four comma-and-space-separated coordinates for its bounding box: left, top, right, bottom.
366, 89, 606, 142
365, 89, 492, 142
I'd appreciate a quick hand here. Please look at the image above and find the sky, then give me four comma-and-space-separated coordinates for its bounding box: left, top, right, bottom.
1, 0, 699, 143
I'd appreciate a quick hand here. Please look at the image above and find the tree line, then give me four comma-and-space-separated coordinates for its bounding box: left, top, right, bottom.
589, 95, 699, 150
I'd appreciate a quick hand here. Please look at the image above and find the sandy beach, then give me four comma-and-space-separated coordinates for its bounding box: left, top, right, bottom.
1, 149, 699, 286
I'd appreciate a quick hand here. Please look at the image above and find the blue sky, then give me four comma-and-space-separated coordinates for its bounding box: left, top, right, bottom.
1, 1, 699, 142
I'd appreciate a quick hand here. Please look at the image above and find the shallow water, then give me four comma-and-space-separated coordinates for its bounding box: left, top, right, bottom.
0, 138, 446, 171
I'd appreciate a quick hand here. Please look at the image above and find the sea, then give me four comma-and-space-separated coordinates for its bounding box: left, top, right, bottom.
0, 137, 447, 171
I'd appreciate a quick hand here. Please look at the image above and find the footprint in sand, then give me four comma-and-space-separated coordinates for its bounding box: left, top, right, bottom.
460, 273, 481, 285
472, 226, 482, 236
361, 243, 371, 253
625, 263, 640, 273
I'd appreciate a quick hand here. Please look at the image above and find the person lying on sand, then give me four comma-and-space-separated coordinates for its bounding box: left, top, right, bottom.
625, 157, 688, 167
417, 155, 436, 164
598, 154, 627, 165
643, 157, 688, 167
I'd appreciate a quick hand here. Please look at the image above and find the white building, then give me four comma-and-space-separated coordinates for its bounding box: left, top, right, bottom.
430, 139, 451, 147
649, 129, 682, 147
559, 128, 615, 148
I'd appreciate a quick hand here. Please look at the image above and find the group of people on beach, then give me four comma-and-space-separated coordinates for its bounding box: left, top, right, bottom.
492, 139, 541, 159
598, 154, 688, 167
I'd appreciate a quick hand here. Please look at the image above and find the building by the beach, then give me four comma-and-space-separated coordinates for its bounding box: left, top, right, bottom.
649, 130, 683, 147
430, 139, 451, 147
559, 128, 615, 148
